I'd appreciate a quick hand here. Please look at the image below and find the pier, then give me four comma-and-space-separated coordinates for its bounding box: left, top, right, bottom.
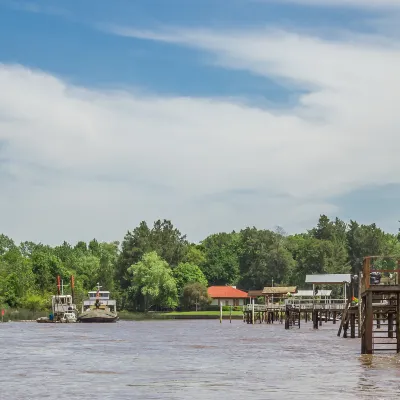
359, 256, 400, 354
240, 262, 400, 354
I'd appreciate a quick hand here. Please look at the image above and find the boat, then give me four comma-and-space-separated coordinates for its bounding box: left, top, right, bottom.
36, 275, 78, 323
77, 283, 118, 323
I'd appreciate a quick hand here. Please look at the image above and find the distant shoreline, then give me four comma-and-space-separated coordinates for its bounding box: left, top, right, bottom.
2, 310, 245, 322
118, 311, 244, 320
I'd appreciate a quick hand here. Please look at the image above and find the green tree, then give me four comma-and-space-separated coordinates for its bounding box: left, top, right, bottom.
182, 244, 206, 265
22, 294, 47, 313
128, 251, 178, 311
0, 234, 16, 255
31, 249, 65, 293
201, 232, 241, 285
117, 222, 153, 289
182, 282, 211, 311
173, 262, 208, 297
117, 220, 188, 289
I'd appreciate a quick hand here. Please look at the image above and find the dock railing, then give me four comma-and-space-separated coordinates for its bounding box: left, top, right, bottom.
243, 299, 347, 312
242, 304, 283, 312
285, 298, 347, 310
362, 256, 400, 292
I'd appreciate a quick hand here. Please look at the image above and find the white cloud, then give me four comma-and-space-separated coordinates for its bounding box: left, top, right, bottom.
256, 0, 400, 9
1, 23, 400, 244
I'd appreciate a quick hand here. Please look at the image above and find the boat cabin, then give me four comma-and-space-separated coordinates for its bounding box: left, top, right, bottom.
82, 290, 116, 313
51, 295, 77, 315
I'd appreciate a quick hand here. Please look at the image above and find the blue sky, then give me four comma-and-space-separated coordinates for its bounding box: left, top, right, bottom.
1, 0, 400, 244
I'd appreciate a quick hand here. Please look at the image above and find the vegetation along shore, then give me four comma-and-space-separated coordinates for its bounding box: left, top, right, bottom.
1, 215, 399, 318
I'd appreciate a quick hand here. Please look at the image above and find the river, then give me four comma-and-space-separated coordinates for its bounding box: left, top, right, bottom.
1, 320, 399, 399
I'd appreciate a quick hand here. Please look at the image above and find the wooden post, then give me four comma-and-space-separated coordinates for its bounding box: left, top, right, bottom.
319, 311, 322, 326
397, 293, 400, 353
285, 306, 289, 329
313, 310, 318, 329
388, 312, 393, 338
376, 313, 380, 329
298, 310, 301, 329
364, 291, 373, 354
252, 301, 255, 325
350, 313, 356, 338
333, 311, 336, 324
229, 305, 232, 324
219, 301, 223, 323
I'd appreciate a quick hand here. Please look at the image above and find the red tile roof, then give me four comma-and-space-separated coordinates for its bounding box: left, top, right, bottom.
208, 286, 248, 299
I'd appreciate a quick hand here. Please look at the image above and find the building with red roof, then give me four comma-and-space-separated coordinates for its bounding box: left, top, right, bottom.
208, 286, 248, 306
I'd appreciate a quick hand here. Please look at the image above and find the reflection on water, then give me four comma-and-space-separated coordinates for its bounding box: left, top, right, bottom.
1, 320, 400, 399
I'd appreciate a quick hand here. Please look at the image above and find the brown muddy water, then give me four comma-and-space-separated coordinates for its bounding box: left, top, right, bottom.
1, 320, 400, 399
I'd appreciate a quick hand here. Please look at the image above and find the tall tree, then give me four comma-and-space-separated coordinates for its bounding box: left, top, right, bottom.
201, 232, 241, 286
128, 251, 178, 311
117, 220, 188, 288
173, 262, 208, 297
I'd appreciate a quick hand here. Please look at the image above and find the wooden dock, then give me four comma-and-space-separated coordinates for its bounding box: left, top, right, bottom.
242, 299, 346, 329
359, 256, 400, 354
239, 258, 400, 355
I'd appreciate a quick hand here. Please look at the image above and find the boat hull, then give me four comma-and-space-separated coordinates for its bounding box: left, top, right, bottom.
37, 317, 54, 323
78, 316, 118, 323
77, 309, 118, 323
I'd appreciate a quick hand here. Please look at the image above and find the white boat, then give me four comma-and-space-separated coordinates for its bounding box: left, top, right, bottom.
77, 284, 118, 323
37, 276, 78, 323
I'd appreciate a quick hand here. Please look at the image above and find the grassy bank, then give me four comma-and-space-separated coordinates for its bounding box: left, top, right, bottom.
0, 308, 48, 321
0, 309, 244, 322
118, 310, 244, 320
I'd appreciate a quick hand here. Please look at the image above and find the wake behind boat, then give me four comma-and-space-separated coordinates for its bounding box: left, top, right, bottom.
77, 284, 118, 323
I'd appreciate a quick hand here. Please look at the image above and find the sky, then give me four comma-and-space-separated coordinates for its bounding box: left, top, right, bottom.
1, 0, 400, 245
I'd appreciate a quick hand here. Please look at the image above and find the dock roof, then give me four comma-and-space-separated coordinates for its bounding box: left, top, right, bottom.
262, 286, 297, 295
248, 290, 264, 298
305, 274, 351, 284
208, 286, 248, 299
293, 290, 332, 297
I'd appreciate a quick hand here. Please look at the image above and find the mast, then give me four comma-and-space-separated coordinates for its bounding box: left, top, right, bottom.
96, 283, 102, 298
70, 275, 75, 304
57, 275, 61, 295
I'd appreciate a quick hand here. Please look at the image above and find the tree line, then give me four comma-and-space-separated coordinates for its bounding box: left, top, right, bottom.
1, 216, 399, 312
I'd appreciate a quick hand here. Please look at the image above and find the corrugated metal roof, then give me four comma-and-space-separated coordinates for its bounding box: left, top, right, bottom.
293, 290, 332, 297
305, 274, 351, 284
262, 286, 297, 295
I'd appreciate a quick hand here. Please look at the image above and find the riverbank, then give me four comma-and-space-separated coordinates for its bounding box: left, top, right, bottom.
118, 310, 244, 320
0, 309, 244, 321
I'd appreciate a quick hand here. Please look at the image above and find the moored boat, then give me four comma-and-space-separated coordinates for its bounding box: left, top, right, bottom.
36, 276, 78, 323
77, 284, 118, 323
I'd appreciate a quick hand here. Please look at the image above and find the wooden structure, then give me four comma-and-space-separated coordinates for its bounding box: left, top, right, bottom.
243, 304, 283, 324
285, 305, 300, 329
262, 286, 297, 304
360, 256, 400, 354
